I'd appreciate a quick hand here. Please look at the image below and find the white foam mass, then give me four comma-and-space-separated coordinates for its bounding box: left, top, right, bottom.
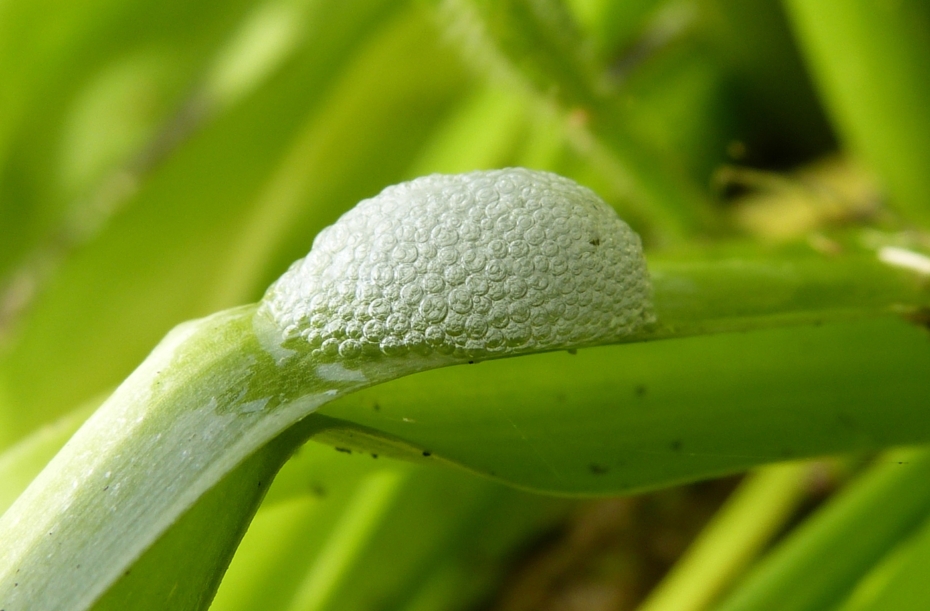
261, 168, 652, 361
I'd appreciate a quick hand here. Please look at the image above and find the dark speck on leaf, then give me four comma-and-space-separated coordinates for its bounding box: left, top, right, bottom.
373, 402, 381, 411
335, 447, 352, 454
635, 384, 647, 398
371, 453, 379, 459
422, 451, 432, 457
836, 413, 857, 430
567, 348, 577, 355
589, 463, 608, 475
670, 439, 683, 452
468, 360, 474, 364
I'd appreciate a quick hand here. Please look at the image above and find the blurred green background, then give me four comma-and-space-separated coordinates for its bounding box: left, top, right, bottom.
3, 0, 930, 609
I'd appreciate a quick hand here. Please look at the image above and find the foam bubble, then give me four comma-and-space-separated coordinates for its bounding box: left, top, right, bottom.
261, 168, 653, 361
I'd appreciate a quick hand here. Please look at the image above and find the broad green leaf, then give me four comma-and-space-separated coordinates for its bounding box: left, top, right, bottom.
319, 317, 930, 494
3, 218, 928, 607
88, 421, 310, 611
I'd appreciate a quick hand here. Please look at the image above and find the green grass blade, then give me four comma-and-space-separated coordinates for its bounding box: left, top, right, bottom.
0, 0, 263, 276
437, 0, 715, 242
636, 462, 812, 611
213, 436, 565, 611
0, 0, 460, 448
835, 513, 930, 611
783, 0, 930, 225
710, 449, 930, 611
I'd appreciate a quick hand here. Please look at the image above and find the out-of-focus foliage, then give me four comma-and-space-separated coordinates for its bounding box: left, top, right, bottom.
2, 0, 930, 610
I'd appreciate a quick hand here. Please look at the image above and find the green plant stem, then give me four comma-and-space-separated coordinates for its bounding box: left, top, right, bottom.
0, 305, 396, 611
645, 247, 930, 339
0, 399, 97, 514
636, 462, 811, 611
783, 0, 930, 225
0, 247, 927, 609
710, 449, 930, 611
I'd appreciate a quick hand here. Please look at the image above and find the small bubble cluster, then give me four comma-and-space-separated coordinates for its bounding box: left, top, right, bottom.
261, 168, 653, 361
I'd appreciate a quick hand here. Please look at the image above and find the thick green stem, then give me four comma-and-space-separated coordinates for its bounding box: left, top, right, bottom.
0, 305, 414, 611
1, 243, 928, 609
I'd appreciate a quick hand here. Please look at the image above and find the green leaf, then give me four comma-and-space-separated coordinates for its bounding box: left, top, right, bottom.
834, 514, 930, 611
319, 317, 930, 494
784, 0, 930, 225
711, 449, 930, 611
0, 0, 466, 447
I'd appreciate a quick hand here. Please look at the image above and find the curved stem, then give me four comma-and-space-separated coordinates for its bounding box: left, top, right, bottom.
0, 245, 927, 610
0, 305, 412, 610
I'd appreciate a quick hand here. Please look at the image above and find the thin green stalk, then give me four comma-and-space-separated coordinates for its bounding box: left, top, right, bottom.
636, 462, 811, 611
287, 470, 407, 611
710, 449, 930, 611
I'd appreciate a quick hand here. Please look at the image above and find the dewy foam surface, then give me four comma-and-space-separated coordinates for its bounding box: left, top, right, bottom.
261, 168, 653, 361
